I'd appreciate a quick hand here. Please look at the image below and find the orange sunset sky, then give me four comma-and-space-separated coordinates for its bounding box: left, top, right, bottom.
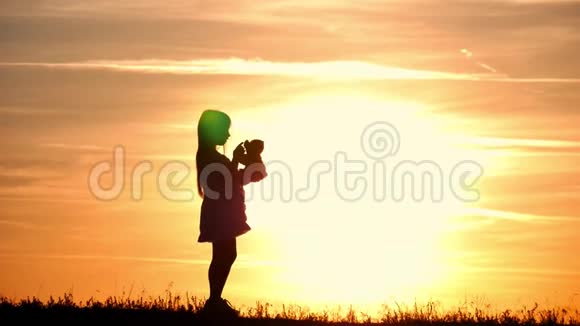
1, 0, 579, 313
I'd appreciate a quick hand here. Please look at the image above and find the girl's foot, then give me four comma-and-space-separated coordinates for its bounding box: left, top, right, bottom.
218, 298, 239, 317
201, 297, 239, 319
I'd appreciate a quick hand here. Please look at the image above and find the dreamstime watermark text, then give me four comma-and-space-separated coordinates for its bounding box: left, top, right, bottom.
88, 121, 484, 203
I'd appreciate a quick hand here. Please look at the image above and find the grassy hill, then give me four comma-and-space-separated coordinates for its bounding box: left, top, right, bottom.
1, 293, 578, 325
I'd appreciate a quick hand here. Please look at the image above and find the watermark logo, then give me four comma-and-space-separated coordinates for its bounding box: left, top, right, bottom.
88, 121, 483, 203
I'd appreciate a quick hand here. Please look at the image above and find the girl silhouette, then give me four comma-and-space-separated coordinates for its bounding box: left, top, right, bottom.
195, 109, 265, 316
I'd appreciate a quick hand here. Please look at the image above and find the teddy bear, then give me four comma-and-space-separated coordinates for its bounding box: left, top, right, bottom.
239, 139, 267, 182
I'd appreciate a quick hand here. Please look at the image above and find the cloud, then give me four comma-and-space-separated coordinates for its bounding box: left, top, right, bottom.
464, 207, 579, 223
0, 107, 66, 116
40, 143, 108, 151
0, 219, 47, 230
0, 58, 492, 80
0, 252, 279, 267
2, 1, 580, 76
3, 58, 580, 83
458, 265, 580, 277
0, 158, 74, 170
477, 63, 498, 74
459, 136, 580, 151
0, 175, 49, 187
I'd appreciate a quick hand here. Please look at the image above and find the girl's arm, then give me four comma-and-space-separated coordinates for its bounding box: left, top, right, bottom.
232, 142, 244, 168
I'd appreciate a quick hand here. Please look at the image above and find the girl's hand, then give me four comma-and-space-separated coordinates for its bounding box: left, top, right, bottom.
233, 142, 246, 163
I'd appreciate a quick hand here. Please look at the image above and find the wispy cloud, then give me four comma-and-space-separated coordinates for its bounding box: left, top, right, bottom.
0, 158, 74, 170
0, 253, 279, 268
461, 48, 500, 74
452, 136, 580, 159
0, 219, 48, 230
459, 136, 580, 150
458, 265, 580, 277
477, 63, 499, 74
40, 143, 109, 151
464, 207, 579, 223
0, 107, 66, 116
0, 59, 489, 80
0, 175, 49, 187
3, 59, 580, 83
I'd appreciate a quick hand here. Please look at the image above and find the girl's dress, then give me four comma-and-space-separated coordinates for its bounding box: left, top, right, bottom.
197, 150, 251, 242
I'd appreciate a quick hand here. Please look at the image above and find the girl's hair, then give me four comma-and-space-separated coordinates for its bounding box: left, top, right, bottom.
196, 109, 231, 197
